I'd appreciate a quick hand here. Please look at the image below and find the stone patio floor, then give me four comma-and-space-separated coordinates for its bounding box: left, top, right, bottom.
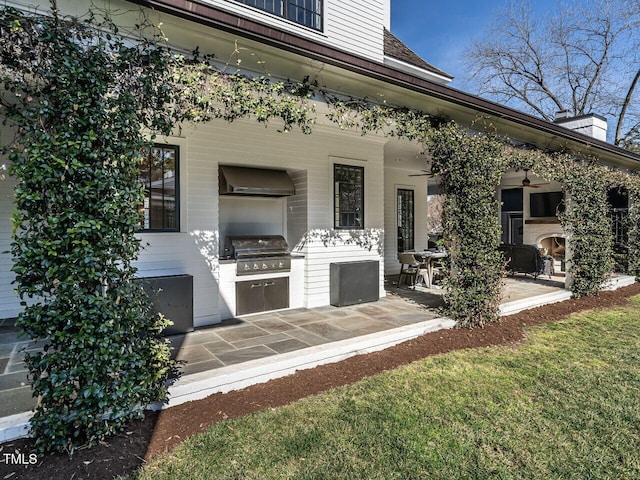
0, 274, 567, 419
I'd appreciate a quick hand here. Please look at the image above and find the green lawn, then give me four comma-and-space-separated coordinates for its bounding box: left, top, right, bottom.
137, 296, 640, 479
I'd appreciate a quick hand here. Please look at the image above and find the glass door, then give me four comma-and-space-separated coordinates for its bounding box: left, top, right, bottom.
500, 188, 523, 245
397, 188, 414, 252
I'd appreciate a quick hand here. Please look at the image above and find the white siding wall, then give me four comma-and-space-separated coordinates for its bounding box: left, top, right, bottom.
136, 135, 222, 328
0, 113, 387, 323
383, 167, 429, 276
301, 152, 385, 307
9, 1, 386, 63
188, 120, 386, 315
207, 0, 386, 62
287, 170, 309, 249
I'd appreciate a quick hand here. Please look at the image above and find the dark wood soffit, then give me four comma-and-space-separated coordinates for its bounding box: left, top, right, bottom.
127, 0, 640, 165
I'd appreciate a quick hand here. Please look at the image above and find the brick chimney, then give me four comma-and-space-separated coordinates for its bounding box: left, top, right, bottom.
553, 111, 607, 142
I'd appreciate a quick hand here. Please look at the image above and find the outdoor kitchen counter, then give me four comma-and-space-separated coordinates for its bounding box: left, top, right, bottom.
219, 255, 304, 320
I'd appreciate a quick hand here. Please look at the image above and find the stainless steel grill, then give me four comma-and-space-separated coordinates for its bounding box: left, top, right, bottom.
223, 235, 291, 276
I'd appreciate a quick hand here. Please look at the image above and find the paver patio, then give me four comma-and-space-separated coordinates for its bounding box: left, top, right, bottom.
0, 275, 567, 419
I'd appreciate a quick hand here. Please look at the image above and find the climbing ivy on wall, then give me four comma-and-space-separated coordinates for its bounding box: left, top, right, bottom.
627, 187, 640, 277
2, 2, 640, 453
0, 7, 181, 452
0, 5, 315, 453
557, 161, 614, 296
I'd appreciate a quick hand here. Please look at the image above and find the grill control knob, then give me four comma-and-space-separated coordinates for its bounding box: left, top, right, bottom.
262, 263, 268, 269
253, 263, 259, 270
244, 264, 250, 271
278, 261, 284, 268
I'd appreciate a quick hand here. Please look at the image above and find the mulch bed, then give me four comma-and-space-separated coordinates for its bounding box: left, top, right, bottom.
2, 282, 640, 480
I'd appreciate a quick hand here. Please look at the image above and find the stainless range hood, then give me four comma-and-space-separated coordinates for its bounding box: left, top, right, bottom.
219, 165, 295, 197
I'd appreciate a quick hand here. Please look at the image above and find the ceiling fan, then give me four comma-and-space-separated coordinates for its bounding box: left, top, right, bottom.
504, 169, 549, 188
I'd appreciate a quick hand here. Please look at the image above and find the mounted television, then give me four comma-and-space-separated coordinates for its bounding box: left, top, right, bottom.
530, 191, 564, 217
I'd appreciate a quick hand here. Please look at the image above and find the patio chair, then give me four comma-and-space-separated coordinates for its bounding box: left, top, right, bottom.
398, 252, 425, 288
428, 252, 447, 288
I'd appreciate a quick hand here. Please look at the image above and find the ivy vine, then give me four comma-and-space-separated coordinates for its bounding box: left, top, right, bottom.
0, 7, 183, 452
0, 4, 321, 452
429, 123, 508, 327
556, 160, 614, 296
2, 1, 640, 454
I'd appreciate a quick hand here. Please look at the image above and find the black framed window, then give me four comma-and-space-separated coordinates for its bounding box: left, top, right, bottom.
397, 188, 414, 252
233, 0, 323, 30
334, 164, 364, 229
138, 145, 179, 232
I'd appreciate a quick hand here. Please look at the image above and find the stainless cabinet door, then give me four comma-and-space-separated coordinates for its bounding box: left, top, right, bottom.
236, 280, 265, 316
263, 277, 289, 311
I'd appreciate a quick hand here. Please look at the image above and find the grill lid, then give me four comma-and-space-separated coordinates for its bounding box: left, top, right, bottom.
224, 235, 290, 258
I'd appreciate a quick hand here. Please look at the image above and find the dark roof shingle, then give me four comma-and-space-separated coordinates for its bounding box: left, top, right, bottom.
383, 28, 452, 80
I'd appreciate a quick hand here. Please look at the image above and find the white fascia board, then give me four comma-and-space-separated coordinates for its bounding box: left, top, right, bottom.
383, 55, 452, 86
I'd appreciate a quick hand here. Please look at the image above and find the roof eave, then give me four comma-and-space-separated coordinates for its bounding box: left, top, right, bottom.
126, 0, 640, 167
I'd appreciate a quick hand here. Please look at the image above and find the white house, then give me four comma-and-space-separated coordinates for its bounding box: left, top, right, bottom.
1, 0, 639, 329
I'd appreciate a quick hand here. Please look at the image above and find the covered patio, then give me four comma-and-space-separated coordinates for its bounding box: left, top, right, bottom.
0, 273, 583, 427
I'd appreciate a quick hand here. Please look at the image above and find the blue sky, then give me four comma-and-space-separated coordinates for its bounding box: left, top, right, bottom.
390, 0, 558, 86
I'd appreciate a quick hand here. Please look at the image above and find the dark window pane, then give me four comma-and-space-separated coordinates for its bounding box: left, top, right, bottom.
334, 164, 364, 229
608, 187, 628, 209
138, 145, 179, 231
233, 0, 321, 30
501, 188, 523, 212
397, 189, 414, 252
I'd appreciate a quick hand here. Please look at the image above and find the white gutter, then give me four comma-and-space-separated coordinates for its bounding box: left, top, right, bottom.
383, 55, 453, 86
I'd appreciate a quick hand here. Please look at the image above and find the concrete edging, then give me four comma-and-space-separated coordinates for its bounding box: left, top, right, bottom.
152, 316, 457, 410
0, 412, 33, 443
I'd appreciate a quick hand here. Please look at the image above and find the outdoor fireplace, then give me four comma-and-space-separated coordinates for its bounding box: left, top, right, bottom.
537, 234, 566, 271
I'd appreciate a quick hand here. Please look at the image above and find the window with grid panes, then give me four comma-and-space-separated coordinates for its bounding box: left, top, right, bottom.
232, 0, 322, 30
138, 145, 179, 232
334, 164, 364, 229
397, 188, 414, 252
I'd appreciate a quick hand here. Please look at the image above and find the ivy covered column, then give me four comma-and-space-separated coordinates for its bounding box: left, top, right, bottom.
429, 123, 507, 327
626, 186, 640, 278
1, 7, 180, 452
558, 161, 614, 296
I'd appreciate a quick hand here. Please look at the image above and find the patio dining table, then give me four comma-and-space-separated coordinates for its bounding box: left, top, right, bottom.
413, 250, 447, 288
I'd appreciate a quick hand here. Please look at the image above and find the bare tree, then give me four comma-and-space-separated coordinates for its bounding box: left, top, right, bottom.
465, 0, 640, 147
